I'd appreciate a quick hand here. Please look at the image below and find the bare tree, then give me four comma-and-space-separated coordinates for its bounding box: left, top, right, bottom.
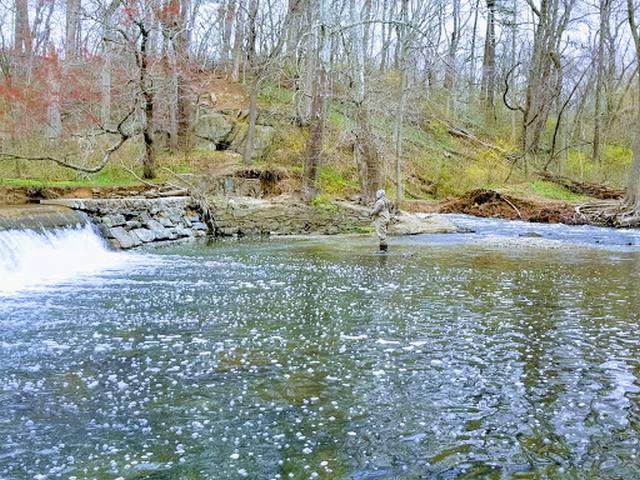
626, 0, 640, 210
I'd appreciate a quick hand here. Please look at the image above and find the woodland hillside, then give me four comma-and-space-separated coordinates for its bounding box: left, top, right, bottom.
2, 0, 640, 223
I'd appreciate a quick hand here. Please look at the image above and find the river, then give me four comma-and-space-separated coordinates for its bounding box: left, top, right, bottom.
1, 216, 640, 479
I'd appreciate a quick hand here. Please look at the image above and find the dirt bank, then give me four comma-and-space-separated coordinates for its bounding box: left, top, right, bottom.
0, 183, 184, 205
436, 189, 580, 224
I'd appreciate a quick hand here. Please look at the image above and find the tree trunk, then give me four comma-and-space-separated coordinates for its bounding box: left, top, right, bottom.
100, 0, 120, 125
231, 6, 244, 81
393, 0, 409, 206
349, 0, 381, 201
46, 53, 62, 140
394, 67, 406, 206
481, 0, 496, 120
177, 0, 192, 149
65, 0, 81, 61
14, 0, 32, 77
443, 0, 459, 92
510, 0, 517, 142
139, 24, 156, 179
468, 0, 480, 99
295, 2, 314, 127
521, 0, 571, 158
303, 66, 327, 200
628, 126, 640, 209
242, 0, 259, 163
14, 0, 31, 54
592, 0, 611, 164
222, 0, 235, 65
244, 77, 259, 164
303, 0, 330, 200
626, 0, 640, 209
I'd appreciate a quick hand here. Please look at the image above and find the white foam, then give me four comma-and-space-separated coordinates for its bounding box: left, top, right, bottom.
0, 224, 133, 294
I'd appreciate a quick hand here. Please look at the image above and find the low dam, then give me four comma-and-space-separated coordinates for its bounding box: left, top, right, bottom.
0, 204, 85, 231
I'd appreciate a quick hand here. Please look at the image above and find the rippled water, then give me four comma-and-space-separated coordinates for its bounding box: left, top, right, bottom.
2, 219, 640, 479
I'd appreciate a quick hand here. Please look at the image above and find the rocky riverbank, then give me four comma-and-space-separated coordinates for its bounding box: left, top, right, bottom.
0, 194, 460, 250
211, 196, 458, 236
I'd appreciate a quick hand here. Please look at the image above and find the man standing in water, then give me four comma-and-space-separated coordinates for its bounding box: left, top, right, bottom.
370, 189, 392, 252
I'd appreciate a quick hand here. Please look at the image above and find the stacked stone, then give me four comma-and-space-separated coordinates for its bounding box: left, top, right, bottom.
42, 197, 207, 249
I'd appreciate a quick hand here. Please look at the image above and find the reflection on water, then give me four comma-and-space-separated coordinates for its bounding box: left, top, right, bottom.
1, 232, 640, 479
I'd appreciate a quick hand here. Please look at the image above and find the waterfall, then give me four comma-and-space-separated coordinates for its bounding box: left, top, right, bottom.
0, 224, 131, 295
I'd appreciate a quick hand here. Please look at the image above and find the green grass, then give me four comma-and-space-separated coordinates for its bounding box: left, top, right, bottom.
529, 180, 589, 201
0, 173, 142, 188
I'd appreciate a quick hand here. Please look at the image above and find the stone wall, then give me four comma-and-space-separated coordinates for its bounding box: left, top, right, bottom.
42, 197, 207, 249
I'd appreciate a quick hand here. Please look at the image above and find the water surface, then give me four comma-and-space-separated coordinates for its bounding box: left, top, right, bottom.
1, 219, 640, 479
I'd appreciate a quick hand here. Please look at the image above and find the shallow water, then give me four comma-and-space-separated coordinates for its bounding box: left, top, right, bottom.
2, 218, 640, 479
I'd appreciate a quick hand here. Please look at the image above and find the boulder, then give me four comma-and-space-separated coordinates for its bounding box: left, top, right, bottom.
194, 113, 235, 146
229, 124, 276, 160
390, 214, 458, 235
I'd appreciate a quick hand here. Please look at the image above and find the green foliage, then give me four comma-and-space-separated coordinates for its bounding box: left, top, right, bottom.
328, 107, 355, 130
261, 124, 307, 168
310, 193, 338, 213
258, 83, 294, 109
319, 165, 358, 197
564, 149, 598, 181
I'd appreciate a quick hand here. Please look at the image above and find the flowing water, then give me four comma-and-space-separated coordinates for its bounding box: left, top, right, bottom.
1, 217, 640, 479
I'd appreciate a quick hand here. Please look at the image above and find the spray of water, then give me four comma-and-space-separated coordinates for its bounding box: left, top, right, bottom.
0, 224, 132, 294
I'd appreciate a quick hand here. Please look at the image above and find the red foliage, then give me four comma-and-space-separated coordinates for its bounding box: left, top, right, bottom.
0, 47, 103, 139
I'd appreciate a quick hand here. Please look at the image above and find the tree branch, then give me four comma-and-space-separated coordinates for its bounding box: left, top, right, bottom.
0, 109, 135, 174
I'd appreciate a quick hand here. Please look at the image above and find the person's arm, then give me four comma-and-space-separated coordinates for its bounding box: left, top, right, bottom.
370, 199, 382, 217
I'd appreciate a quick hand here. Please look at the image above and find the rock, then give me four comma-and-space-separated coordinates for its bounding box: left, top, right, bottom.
144, 219, 171, 240
390, 214, 458, 235
139, 212, 152, 224
158, 216, 173, 227
229, 124, 276, 160
96, 223, 113, 239
519, 231, 543, 238
194, 113, 235, 146
131, 228, 156, 243
192, 222, 207, 231
102, 214, 126, 228
110, 226, 141, 249
175, 225, 194, 237
126, 220, 142, 229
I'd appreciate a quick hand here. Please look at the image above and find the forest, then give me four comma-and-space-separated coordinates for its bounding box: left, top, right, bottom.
2, 0, 640, 223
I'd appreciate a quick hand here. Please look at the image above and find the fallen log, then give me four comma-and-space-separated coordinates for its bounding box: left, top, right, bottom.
538, 171, 625, 200
441, 121, 508, 155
